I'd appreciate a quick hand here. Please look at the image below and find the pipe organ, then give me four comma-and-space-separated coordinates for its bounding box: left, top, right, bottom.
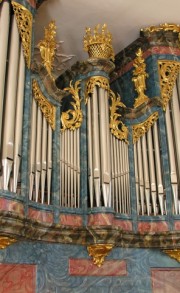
0, 0, 180, 252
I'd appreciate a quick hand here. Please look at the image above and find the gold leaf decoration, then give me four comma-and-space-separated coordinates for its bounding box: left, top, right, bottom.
0, 236, 17, 249
132, 112, 159, 143
85, 76, 110, 103
83, 24, 115, 61
163, 249, 180, 262
132, 48, 149, 108
12, 1, 32, 69
158, 60, 180, 110
142, 23, 180, 40
61, 80, 83, 131
38, 21, 57, 78
87, 244, 114, 267
109, 90, 128, 143
32, 79, 56, 130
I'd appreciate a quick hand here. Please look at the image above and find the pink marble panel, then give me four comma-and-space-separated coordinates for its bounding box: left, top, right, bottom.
28, 208, 53, 224
60, 214, 83, 227
0, 198, 24, 215
138, 221, 169, 233
69, 259, 127, 276
151, 268, 180, 293
113, 219, 133, 231
88, 213, 114, 226
174, 221, 180, 231
0, 264, 36, 293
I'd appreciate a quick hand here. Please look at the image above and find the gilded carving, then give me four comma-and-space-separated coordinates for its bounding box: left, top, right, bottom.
142, 23, 180, 40
85, 76, 110, 103
87, 244, 114, 267
0, 236, 17, 249
109, 90, 128, 143
12, 1, 32, 69
38, 21, 57, 78
163, 249, 180, 262
158, 60, 180, 110
132, 48, 149, 108
61, 80, 83, 131
32, 79, 56, 130
132, 112, 159, 143
84, 24, 115, 61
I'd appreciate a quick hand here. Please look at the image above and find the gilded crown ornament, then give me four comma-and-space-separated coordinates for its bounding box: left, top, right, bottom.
83, 24, 115, 61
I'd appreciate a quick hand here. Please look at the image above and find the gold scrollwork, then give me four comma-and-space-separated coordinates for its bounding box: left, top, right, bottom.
163, 249, 180, 262
85, 76, 110, 103
87, 244, 114, 267
158, 60, 180, 110
132, 112, 159, 143
109, 90, 128, 143
142, 23, 180, 40
132, 48, 150, 108
0, 236, 17, 249
12, 1, 32, 69
38, 21, 57, 78
61, 80, 83, 131
32, 79, 56, 130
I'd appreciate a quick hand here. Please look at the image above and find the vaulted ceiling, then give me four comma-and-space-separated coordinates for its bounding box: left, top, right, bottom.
34, 0, 180, 72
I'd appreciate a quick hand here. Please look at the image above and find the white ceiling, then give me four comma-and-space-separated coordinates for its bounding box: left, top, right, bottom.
34, 0, 180, 72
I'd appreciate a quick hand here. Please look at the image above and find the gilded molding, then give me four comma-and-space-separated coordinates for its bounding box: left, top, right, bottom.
109, 90, 128, 143
84, 24, 115, 61
132, 112, 159, 143
12, 1, 32, 69
87, 244, 114, 267
38, 21, 57, 78
158, 60, 180, 110
61, 80, 83, 131
163, 249, 180, 262
32, 79, 56, 130
132, 48, 150, 108
0, 236, 17, 249
85, 76, 110, 103
142, 23, 180, 40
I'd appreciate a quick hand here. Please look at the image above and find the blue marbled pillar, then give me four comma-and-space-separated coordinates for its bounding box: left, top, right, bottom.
79, 81, 88, 224
0, 241, 180, 293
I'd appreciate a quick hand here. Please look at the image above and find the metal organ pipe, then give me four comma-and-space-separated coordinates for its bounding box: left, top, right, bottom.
2, 15, 20, 190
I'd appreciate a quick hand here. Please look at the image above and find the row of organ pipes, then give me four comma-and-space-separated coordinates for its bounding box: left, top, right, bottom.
0, 1, 25, 193
0, 0, 179, 216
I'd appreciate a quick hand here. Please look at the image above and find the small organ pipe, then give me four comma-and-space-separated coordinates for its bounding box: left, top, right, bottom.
87, 98, 93, 207
142, 135, 150, 215
47, 124, 52, 205
35, 107, 42, 202
41, 116, 47, 203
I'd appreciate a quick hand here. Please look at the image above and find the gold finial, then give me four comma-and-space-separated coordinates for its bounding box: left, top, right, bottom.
83, 24, 115, 61
38, 21, 57, 77
132, 48, 150, 108
87, 244, 114, 267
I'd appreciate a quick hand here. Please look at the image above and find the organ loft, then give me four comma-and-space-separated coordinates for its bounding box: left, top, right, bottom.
0, 1, 179, 292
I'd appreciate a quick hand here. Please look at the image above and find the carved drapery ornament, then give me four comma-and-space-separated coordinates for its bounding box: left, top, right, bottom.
38, 21, 57, 78
12, 1, 32, 69
0, 236, 17, 249
61, 80, 83, 131
85, 76, 110, 103
109, 90, 128, 143
158, 60, 180, 110
163, 249, 180, 262
87, 244, 114, 267
132, 112, 159, 143
132, 48, 150, 108
32, 79, 56, 130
